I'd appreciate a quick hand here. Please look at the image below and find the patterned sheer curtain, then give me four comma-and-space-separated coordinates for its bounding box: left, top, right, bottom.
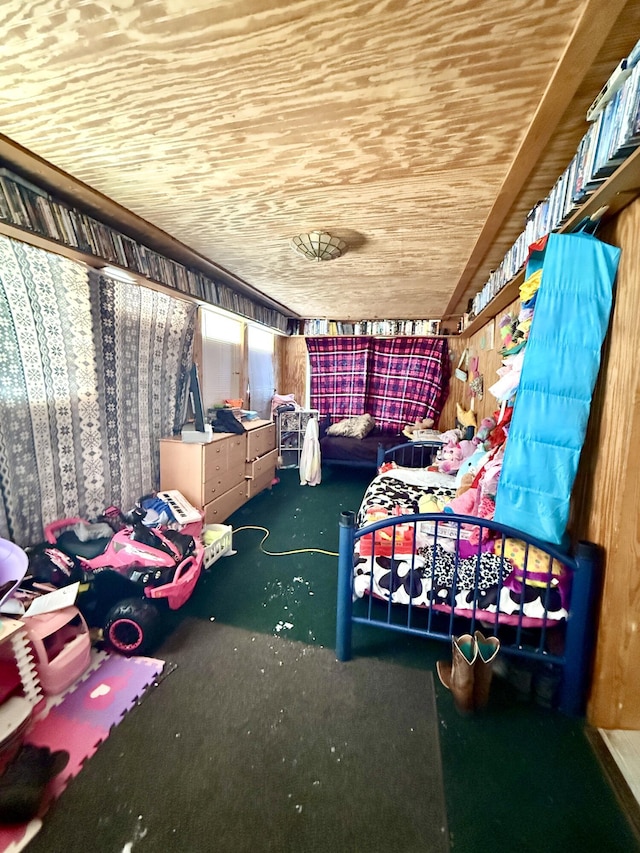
247, 325, 275, 420
306, 335, 449, 430
0, 236, 196, 546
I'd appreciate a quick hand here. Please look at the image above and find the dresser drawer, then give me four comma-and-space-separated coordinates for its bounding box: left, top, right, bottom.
246, 423, 276, 461
227, 435, 246, 469
202, 466, 245, 504
245, 449, 277, 481
203, 438, 228, 481
246, 467, 275, 500
204, 482, 247, 524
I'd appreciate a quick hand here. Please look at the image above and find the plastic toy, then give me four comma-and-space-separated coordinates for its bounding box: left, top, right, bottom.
21, 607, 91, 694
37, 506, 204, 656
0, 538, 28, 611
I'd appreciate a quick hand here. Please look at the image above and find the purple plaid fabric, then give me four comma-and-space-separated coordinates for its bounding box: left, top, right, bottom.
306, 337, 371, 421
306, 336, 449, 431
367, 337, 450, 431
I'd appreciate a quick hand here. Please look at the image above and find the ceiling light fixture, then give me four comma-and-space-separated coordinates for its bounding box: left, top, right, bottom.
290, 231, 347, 261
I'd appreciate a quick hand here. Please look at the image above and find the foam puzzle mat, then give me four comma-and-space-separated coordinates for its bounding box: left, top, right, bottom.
0, 651, 165, 853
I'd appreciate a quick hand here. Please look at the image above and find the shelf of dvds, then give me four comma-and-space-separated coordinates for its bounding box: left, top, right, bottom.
0, 158, 290, 332
460, 142, 640, 339
289, 318, 444, 337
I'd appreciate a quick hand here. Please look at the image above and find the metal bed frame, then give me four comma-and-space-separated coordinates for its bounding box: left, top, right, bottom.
335, 445, 602, 716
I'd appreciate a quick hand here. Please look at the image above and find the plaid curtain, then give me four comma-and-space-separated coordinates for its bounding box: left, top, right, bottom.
367, 337, 450, 432
306, 337, 372, 422
306, 335, 449, 432
0, 236, 195, 546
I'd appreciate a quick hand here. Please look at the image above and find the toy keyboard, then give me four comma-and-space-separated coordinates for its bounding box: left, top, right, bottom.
156, 490, 202, 525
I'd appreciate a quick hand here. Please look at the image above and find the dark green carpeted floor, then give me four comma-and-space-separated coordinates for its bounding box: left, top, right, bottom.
27, 466, 640, 852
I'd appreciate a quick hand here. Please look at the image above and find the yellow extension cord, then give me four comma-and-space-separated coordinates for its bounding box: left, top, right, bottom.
232, 525, 339, 558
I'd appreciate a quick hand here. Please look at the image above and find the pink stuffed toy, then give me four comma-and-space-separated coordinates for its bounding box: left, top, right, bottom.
443, 488, 477, 516
437, 438, 476, 475
438, 443, 464, 474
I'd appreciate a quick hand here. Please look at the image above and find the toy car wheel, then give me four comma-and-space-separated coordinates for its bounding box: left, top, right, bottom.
103, 598, 160, 656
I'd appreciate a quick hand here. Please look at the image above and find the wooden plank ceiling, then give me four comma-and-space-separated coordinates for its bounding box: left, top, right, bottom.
0, 0, 639, 322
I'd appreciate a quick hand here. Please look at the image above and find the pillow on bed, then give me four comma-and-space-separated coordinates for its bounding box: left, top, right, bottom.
326, 413, 376, 439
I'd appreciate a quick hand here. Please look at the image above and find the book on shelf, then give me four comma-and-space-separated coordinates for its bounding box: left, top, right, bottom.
294, 318, 442, 336
586, 36, 640, 122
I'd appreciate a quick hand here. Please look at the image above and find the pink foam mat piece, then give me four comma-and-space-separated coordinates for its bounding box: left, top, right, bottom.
0, 653, 165, 853
44, 653, 164, 729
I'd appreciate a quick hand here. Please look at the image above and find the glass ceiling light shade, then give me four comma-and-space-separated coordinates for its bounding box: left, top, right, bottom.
291, 231, 347, 261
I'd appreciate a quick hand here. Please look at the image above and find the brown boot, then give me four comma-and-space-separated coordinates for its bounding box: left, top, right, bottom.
473, 630, 500, 710
436, 634, 477, 715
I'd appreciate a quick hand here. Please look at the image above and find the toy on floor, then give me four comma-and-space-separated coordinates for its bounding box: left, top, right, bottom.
21, 606, 91, 695
31, 501, 204, 656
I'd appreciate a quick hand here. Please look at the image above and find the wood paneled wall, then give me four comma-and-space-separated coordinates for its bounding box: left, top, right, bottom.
443, 303, 521, 429
275, 336, 308, 409
570, 202, 640, 729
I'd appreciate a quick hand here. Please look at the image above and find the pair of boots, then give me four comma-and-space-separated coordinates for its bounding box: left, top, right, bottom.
436, 631, 500, 715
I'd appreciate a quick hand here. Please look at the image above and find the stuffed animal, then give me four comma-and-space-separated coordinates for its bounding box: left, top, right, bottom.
456, 403, 477, 430
438, 442, 464, 474
402, 416, 435, 439
443, 487, 477, 516
438, 428, 463, 445
456, 472, 475, 496
437, 437, 475, 475
475, 417, 496, 447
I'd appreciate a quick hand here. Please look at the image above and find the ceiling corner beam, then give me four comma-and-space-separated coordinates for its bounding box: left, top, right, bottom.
442, 0, 630, 319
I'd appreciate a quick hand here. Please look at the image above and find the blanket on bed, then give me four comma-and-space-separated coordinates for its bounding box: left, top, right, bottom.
354, 469, 570, 627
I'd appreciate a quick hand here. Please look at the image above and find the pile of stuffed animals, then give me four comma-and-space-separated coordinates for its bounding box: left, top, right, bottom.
399, 400, 515, 542
412, 404, 514, 546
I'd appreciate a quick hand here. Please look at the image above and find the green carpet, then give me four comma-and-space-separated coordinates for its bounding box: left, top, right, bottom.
25, 466, 640, 852
26, 621, 447, 853
185, 467, 639, 853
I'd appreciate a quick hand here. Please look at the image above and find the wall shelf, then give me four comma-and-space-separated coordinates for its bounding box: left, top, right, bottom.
460, 144, 640, 339
0, 147, 292, 331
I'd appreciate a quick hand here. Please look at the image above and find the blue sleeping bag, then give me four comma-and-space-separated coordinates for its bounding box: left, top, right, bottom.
493, 230, 621, 544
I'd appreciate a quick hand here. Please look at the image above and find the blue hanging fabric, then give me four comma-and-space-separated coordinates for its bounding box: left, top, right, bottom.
493, 230, 621, 544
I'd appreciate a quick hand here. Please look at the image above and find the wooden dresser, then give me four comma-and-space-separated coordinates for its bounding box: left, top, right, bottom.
159, 419, 277, 524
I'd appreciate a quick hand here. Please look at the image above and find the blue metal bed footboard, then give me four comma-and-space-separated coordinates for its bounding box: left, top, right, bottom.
335, 511, 601, 716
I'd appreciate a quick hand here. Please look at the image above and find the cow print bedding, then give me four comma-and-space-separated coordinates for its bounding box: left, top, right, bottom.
354, 472, 569, 626
355, 474, 455, 526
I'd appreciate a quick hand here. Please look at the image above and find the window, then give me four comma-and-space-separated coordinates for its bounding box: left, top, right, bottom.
200, 308, 243, 411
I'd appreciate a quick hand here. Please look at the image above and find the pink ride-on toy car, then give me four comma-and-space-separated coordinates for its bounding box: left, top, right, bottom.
40, 505, 204, 656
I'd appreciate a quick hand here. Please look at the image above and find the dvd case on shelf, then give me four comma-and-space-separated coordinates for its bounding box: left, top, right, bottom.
0, 164, 288, 332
